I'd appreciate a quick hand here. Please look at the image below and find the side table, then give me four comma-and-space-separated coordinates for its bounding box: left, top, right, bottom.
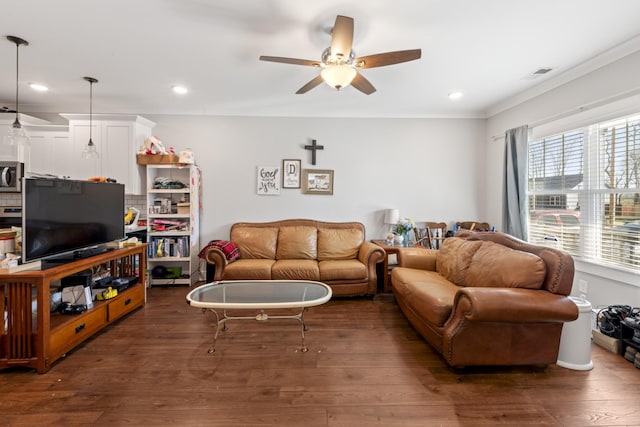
371, 240, 422, 293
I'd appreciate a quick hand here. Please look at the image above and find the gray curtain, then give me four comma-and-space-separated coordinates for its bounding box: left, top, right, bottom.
502, 125, 529, 240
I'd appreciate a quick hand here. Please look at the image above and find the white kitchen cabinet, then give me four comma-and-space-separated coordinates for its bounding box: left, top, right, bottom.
24, 125, 70, 177
60, 114, 155, 195
146, 164, 201, 286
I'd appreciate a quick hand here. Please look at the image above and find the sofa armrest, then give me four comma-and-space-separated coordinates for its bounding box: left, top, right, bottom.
451, 287, 579, 323
204, 247, 227, 281
397, 248, 438, 271
358, 241, 385, 294
358, 241, 386, 266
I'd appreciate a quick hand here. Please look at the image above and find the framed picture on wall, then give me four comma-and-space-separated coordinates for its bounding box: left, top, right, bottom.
303, 169, 334, 195
256, 165, 280, 195
282, 159, 301, 189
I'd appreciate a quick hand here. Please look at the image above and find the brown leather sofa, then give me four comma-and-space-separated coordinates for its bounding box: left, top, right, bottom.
204, 219, 385, 296
391, 230, 578, 367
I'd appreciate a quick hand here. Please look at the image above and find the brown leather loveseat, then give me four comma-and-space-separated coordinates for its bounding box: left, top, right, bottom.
391, 230, 578, 367
204, 219, 385, 296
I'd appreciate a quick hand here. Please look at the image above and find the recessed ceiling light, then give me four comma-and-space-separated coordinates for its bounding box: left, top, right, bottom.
448, 91, 463, 100
29, 83, 48, 91
172, 85, 188, 95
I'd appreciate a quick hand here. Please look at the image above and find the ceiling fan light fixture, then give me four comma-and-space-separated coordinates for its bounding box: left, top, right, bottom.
259, 15, 420, 95
321, 65, 357, 90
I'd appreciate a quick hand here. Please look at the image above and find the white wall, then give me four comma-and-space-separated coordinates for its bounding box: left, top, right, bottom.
485, 50, 640, 308
144, 115, 486, 244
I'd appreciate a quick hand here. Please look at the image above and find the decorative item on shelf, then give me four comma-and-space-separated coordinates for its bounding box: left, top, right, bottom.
4, 36, 30, 148
394, 234, 404, 246
124, 207, 140, 231
136, 136, 181, 164
81, 77, 99, 159
394, 217, 415, 247
176, 202, 190, 214
144, 135, 166, 154
178, 148, 194, 164
385, 233, 394, 245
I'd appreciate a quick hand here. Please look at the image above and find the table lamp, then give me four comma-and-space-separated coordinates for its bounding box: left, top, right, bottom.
384, 209, 400, 242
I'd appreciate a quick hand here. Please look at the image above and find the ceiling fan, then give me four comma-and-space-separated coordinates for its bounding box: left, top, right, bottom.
259, 15, 421, 95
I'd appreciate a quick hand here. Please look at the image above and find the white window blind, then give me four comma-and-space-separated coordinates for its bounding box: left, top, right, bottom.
527, 114, 640, 271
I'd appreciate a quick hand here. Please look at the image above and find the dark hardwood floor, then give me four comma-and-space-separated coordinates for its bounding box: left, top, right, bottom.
2, 285, 639, 426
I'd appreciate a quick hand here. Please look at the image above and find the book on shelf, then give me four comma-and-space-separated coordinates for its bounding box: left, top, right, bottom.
148, 236, 190, 258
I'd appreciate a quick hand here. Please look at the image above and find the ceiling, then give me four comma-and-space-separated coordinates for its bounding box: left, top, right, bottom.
2, 0, 640, 121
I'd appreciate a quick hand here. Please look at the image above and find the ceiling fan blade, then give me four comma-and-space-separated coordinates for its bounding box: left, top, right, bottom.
350, 72, 376, 95
354, 49, 422, 69
259, 56, 321, 67
330, 15, 354, 59
296, 75, 324, 94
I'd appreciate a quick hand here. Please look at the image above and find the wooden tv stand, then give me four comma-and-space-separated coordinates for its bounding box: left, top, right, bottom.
0, 245, 147, 373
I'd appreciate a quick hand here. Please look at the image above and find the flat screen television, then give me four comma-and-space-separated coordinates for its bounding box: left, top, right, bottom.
22, 178, 125, 264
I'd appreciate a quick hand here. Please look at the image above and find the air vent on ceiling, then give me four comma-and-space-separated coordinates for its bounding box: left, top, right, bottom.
533, 68, 553, 75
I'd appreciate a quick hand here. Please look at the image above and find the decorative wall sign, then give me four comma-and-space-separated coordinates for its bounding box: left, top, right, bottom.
257, 166, 280, 195
303, 169, 334, 195
282, 159, 301, 189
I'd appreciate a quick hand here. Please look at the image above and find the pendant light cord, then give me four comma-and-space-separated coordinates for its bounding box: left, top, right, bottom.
14, 40, 19, 124
89, 80, 93, 142
6, 36, 29, 128
84, 77, 98, 145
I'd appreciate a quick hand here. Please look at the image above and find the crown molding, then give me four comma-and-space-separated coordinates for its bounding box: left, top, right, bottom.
485, 34, 640, 118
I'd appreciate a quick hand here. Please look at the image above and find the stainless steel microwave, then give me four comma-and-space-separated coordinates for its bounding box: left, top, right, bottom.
0, 161, 23, 192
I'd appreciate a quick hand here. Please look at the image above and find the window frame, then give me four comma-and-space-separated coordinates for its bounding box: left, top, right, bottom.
527, 113, 640, 272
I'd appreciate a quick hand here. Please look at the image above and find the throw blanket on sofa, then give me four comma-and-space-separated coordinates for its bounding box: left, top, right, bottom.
198, 240, 239, 262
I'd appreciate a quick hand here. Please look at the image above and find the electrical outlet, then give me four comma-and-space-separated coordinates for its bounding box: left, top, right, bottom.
578, 279, 588, 293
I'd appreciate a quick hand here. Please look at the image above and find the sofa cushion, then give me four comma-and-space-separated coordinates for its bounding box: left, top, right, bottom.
319, 260, 367, 281
317, 227, 363, 261
224, 259, 275, 280
464, 241, 547, 289
271, 259, 320, 281
392, 267, 458, 327
231, 226, 278, 259
436, 238, 483, 285
276, 226, 318, 260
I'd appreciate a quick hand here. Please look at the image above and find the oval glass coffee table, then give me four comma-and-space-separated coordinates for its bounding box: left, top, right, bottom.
186, 280, 332, 354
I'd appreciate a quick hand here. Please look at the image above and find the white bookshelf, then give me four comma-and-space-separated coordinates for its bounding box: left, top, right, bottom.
145, 164, 200, 286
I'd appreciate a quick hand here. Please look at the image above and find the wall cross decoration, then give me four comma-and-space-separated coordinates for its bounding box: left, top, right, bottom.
304, 139, 324, 165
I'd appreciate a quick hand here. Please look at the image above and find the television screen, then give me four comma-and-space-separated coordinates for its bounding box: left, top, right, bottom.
22, 178, 125, 263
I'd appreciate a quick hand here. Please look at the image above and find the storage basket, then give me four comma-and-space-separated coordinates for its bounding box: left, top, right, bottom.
177, 202, 190, 214
136, 154, 179, 164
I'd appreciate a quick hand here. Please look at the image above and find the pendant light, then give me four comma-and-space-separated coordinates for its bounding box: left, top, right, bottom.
4, 35, 29, 147
81, 76, 99, 159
